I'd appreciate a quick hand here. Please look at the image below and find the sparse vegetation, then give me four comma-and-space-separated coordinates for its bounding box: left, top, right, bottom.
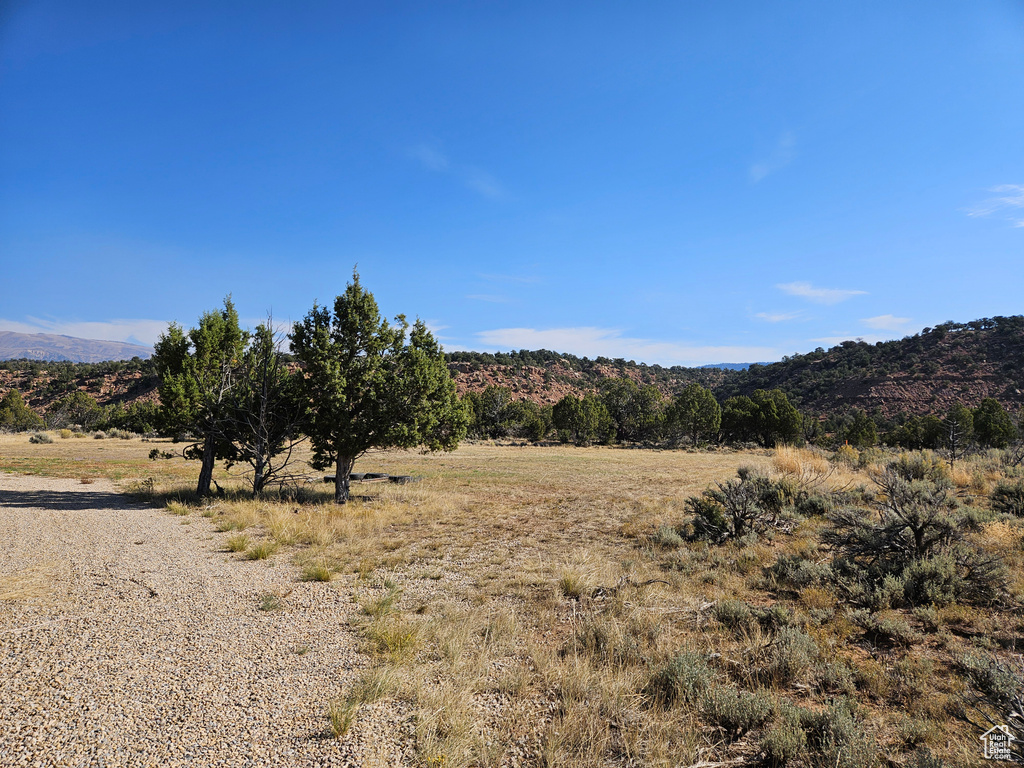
6, 394, 1024, 765
246, 541, 278, 560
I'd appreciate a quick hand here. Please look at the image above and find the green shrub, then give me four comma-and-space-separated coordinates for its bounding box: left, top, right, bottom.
646, 651, 717, 706
901, 555, 962, 607
961, 505, 1001, 530
764, 554, 833, 592
28, 432, 53, 444
701, 684, 773, 739
796, 494, 836, 517
688, 495, 729, 541
802, 700, 876, 768
851, 610, 921, 647
816, 661, 856, 695
891, 451, 950, 483
767, 627, 818, 686
652, 525, 685, 548
834, 444, 858, 466
58, 428, 73, 439
714, 599, 754, 631
869, 574, 906, 610
857, 447, 884, 469
757, 604, 795, 631
689, 471, 794, 543
960, 653, 1023, 706
991, 479, 1024, 517
762, 703, 808, 766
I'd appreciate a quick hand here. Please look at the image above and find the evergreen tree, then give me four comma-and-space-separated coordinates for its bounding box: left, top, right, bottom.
0, 389, 43, 431
721, 395, 759, 443
667, 382, 721, 445
290, 271, 466, 503
750, 389, 803, 447
844, 409, 878, 448
973, 398, 1016, 449
48, 391, 103, 430
599, 377, 663, 443
552, 393, 612, 446
221, 320, 306, 495
152, 297, 247, 496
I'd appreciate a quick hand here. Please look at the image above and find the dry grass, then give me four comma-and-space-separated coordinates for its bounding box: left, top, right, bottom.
772, 445, 861, 492
0, 562, 58, 602
9, 438, 1020, 765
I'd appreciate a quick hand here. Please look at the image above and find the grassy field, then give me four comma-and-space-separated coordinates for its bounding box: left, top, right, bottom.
2, 432, 1022, 767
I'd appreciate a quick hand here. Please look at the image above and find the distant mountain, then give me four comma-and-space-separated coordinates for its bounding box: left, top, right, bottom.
0, 331, 152, 363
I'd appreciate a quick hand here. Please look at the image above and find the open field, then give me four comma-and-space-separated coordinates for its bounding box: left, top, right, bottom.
2, 433, 1022, 766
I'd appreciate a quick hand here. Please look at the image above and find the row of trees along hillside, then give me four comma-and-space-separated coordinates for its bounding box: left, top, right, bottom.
463, 379, 804, 448
461, 378, 1022, 463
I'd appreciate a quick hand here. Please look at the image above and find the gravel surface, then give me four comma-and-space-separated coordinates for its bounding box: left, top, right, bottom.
0, 473, 401, 767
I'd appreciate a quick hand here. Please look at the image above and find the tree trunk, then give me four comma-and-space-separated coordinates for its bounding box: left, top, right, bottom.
252, 455, 266, 496
196, 435, 216, 497
334, 455, 355, 504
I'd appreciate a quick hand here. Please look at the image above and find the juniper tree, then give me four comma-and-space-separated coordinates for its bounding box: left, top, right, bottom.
599, 377, 663, 443
220, 320, 305, 495
0, 389, 43, 431
973, 398, 1016, 449
666, 382, 721, 446
289, 272, 466, 504
552, 393, 612, 446
152, 297, 247, 496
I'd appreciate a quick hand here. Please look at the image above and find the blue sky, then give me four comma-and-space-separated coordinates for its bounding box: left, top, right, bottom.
1, 1, 1022, 365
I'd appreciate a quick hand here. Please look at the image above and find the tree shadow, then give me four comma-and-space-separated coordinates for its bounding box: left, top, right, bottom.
0, 488, 142, 512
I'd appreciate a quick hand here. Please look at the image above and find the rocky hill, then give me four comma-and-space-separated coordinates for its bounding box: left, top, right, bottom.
444, 350, 728, 406
715, 316, 1024, 418
2, 316, 1023, 420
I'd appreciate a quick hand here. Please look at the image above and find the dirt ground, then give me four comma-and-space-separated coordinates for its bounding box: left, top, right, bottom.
0, 472, 401, 768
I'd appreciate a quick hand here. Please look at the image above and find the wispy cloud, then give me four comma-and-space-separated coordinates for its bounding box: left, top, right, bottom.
861, 314, 912, 332
750, 131, 796, 183
755, 311, 802, 323
409, 143, 505, 199
409, 144, 450, 172
777, 281, 867, 305
466, 294, 511, 304
476, 272, 541, 284
966, 184, 1024, 227
421, 320, 452, 342
475, 326, 776, 366
463, 168, 503, 199
0, 316, 168, 346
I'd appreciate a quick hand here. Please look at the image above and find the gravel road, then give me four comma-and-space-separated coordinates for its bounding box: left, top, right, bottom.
0, 473, 398, 767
